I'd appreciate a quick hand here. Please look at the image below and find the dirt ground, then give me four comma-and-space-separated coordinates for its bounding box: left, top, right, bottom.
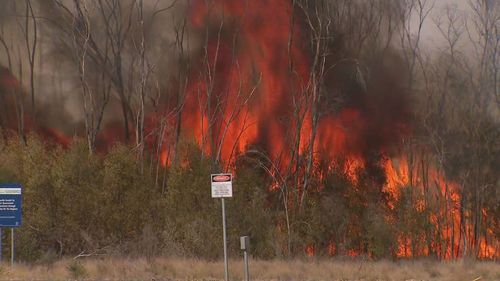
0, 257, 498, 280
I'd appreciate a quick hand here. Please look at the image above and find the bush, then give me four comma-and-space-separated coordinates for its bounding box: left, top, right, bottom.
163, 140, 221, 258
0, 136, 165, 260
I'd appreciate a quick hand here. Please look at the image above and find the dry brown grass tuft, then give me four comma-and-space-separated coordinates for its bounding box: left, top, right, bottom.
0, 257, 498, 280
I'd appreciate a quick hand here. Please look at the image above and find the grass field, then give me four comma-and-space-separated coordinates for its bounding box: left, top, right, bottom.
0, 258, 498, 280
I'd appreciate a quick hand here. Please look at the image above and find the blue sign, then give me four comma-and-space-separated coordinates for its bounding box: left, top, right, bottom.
0, 183, 22, 227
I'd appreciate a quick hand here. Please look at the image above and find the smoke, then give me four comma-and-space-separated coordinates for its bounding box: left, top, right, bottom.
0, 0, 191, 141
0, 66, 19, 137
2, 0, 413, 164
325, 52, 412, 157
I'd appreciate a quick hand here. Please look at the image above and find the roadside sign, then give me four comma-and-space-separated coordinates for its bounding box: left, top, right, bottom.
0, 183, 22, 227
211, 173, 233, 198
211, 173, 232, 281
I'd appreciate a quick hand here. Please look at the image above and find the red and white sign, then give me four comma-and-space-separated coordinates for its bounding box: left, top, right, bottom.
211, 173, 233, 198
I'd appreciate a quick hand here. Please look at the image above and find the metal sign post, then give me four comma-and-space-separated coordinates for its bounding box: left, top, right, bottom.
221, 198, 228, 281
10, 228, 14, 266
211, 174, 233, 281
0, 183, 22, 266
240, 236, 250, 281
0, 228, 2, 262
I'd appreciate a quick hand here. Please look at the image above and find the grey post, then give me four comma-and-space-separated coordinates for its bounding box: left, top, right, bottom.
240, 236, 250, 281
10, 228, 14, 265
0, 228, 2, 262
221, 198, 228, 281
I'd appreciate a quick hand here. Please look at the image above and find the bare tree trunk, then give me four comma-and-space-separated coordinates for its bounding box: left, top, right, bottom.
136, 0, 146, 164
24, 0, 37, 118
0, 31, 13, 141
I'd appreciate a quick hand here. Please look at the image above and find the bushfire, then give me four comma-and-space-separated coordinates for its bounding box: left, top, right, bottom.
181, 0, 498, 259
0, 0, 497, 260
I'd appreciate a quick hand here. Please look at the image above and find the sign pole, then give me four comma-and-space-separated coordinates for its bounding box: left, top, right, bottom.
240, 236, 250, 281
211, 174, 232, 281
243, 248, 249, 281
221, 197, 228, 281
0, 227, 2, 262
10, 228, 13, 266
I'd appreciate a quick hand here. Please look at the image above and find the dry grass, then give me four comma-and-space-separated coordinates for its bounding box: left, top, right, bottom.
0, 257, 498, 280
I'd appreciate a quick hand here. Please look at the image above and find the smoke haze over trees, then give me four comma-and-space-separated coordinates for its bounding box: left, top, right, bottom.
0, 0, 498, 261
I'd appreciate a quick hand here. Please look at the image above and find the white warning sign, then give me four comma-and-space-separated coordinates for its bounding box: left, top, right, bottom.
211, 173, 233, 198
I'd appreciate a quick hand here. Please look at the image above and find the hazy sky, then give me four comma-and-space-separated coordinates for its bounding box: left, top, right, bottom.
416, 0, 476, 50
